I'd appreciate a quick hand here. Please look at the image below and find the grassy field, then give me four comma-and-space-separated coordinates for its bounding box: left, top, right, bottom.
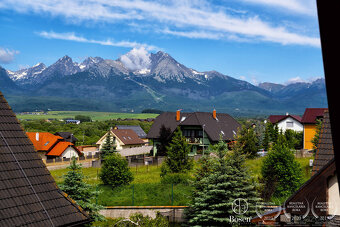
51, 164, 192, 206
16, 111, 159, 121
50, 156, 313, 207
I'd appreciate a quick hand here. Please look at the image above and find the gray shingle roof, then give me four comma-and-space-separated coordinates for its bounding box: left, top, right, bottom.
147, 111, 241, 141
0, 91, 90, 226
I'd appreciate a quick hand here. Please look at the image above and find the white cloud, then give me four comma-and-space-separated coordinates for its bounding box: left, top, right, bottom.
37, 31, 158, 51
285, 76, 323, 85
119, 47, 151, 71
0, 47, 19, 64
1, 0, 320, 47
241, 0, 316, 16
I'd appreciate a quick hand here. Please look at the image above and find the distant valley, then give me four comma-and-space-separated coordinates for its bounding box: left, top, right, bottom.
0, 50, 327, 117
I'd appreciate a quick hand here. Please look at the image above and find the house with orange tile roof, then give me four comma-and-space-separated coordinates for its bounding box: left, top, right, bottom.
26, 132, 82, 160
96, 129, 146, 151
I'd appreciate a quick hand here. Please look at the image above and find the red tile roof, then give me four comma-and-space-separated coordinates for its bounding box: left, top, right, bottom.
26, 132, 63, 151
46, 141, 74, 156
301, 108, 328, 124
268, 115, 302, 124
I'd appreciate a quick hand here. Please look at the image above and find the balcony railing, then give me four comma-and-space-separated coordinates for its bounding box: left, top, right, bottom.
185, 137, 203, 144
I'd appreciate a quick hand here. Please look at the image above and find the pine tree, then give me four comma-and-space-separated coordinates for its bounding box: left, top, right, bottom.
187, 139, 260, 226
100, 130, 116, 160
237, 124, 259, 158
160, 127, 193, 177
60, 157, 103, 221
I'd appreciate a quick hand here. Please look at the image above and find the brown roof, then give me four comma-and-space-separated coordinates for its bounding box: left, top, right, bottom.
301, 108, 328, 124
268, 115, 302, 124
147, 111, 241, 141
0, 91, 90, 226
112, 129, 146, 145
312, 110, 334, 175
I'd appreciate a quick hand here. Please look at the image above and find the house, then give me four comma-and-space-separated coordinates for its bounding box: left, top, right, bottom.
268, 113, 303, 132
55, 131, 78, 144
114, 125, 148, 143
147, 110, 241, 156
96, 129, 146, 151
0, 91, 91, 226
252, 110, 339, 226
301, 108, 328, 150
65, 119, 80, 124
26, 132, 82, 160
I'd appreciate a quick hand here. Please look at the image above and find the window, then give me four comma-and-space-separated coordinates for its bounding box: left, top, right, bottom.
286, 121, 294, 128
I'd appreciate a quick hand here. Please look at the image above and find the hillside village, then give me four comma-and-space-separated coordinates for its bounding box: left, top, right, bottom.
1, 89, 338, 226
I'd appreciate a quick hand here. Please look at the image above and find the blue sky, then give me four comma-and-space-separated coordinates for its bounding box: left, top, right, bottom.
0, 0, 324, 85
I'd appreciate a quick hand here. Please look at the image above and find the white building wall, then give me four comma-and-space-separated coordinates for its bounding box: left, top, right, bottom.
61, 147, 79, 159
277, 117, 303, 132
328, 174, 340, 215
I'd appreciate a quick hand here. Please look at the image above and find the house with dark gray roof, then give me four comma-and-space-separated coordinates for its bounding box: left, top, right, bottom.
0, 91, 91, 226
147, 110, 241, 156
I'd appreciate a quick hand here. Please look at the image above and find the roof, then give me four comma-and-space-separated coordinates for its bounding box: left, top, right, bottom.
301, 108, 328, 124
119, 146, 153, 157
54, 132, 78, 143
46, 141, 78, 157
268, 115, 302, 124
112, 129, 146, 145
312, 110, 334, 175
147, 111, 241, 141
0, 91, 90, 226
26, 132, 63, 151
115, 125, 147, 138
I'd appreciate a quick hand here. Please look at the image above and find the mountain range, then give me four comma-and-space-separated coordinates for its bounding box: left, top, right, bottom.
0, 50, 328, 116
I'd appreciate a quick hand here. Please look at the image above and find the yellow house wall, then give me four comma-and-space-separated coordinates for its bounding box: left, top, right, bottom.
304, 124, 316, 150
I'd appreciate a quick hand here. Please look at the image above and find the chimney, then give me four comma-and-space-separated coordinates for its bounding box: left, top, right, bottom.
176, 110, 181, 121
36, 132, 39, 141
286, 112, 289, 116
213, 109, 217, 120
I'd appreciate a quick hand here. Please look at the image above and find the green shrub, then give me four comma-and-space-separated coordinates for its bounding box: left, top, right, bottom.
99, 153, 134, 188
261, 142, 303, 200
160, 172, 192, 185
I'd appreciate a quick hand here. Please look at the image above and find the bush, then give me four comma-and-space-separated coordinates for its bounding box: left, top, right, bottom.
160, 172, 192, 185
99, 153, 134, 188
261, 142, 303, 199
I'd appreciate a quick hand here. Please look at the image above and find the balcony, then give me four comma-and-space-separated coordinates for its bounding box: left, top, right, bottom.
185, 137, 202, 144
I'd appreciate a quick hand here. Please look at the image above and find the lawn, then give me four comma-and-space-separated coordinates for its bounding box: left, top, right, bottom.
50, 156, 313, 206
50, 164, 192, 206
16, 110, 159, 121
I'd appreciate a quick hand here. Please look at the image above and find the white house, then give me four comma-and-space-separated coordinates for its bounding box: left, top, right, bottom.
268, 113, 303, 132
96, 129, 146, 151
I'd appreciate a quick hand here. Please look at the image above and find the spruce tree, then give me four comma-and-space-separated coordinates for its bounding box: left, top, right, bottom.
60, 157, 103, 221
187, 139, 260, 226
100, 130, 116, 160
160, 127, 193, 177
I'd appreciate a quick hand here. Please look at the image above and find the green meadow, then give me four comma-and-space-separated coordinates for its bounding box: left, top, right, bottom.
50, 156, 313, 206
16, 110, 159, 121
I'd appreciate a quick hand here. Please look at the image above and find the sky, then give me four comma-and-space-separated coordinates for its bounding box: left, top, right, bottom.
0, 0, 324, 85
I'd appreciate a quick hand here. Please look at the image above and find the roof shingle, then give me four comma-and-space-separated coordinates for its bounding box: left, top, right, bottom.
0, 91, 90, 226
